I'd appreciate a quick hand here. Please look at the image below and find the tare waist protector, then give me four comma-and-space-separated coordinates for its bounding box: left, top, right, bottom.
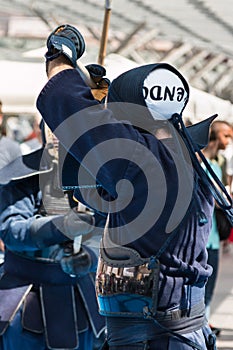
96, 241, 160, 318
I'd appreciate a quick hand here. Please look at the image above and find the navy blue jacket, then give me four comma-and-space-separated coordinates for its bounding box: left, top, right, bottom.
37, 69, 214, 310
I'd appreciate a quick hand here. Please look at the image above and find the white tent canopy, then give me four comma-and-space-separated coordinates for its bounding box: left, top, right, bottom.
0, 60, 47, 115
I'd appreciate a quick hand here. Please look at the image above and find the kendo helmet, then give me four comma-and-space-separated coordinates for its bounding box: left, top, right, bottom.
107, 62, 216, 149
108, 63, 189, 120
108, 63, 232, 219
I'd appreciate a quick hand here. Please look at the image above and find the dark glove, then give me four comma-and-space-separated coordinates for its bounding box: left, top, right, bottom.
45, 24, 85, 67
63, 208, 94, 240
60, 245, 92, 277
85, 64, 110, 102
85, 64, 106, 84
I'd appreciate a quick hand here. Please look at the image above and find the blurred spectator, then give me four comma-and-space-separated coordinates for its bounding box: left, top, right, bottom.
212, 121, 233, 251
211, 120, 233, 186
0, 100, 21, 168
20, 114, 42, 154
225, 139, 233, 194
0, 101, 22, 268
201, 120, 233, 336
224, 138, 233, 244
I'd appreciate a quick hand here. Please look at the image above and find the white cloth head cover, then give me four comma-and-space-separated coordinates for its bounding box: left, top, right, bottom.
143, 68, 188, 120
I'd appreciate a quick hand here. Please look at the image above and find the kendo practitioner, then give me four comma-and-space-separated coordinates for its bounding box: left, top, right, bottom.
0, 122, 106, 349
36, 24, 233, 350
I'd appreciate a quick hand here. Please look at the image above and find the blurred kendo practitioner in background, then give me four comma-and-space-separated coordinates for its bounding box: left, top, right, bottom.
0, 39, 108, 349
0, 135, 106, 350
37, 24, 233, 350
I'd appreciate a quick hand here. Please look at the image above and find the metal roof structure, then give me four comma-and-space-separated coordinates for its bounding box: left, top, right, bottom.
0, 0, 232, 104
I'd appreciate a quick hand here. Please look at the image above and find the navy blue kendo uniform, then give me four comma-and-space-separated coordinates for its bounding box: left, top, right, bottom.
34, 23, 233, 350
0, 148, 105, 350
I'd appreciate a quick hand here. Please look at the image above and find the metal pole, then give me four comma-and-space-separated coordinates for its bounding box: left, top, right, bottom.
98, 0, 112, 66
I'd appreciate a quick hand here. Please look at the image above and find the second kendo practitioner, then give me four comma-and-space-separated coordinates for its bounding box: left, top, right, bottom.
37, 24, 233, 350
0, 121, 106, 349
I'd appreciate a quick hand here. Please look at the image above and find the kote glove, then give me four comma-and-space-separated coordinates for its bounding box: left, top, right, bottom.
85, 64, 106, 84
85, 64, 110, 102
60, 246, 92, 277
63, 208, 94, 240
45, 24, 85, 67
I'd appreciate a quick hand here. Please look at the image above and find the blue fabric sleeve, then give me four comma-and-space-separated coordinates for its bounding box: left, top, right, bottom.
0, 178, 68, 251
